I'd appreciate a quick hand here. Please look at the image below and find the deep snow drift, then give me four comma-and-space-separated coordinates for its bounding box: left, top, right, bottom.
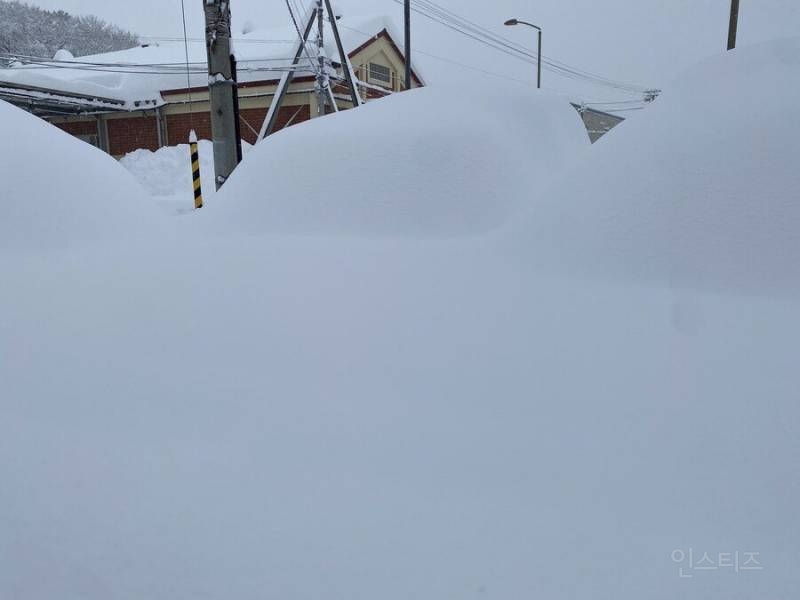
0, 100, 160, 253
507, 36, 800, 295
120, 140, 251, 215
120, 140, 218, 206
1, 40, 798, 600
200, 85, 591, 237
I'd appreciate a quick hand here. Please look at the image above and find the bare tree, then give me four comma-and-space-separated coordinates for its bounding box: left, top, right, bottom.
0, 0, 139, 60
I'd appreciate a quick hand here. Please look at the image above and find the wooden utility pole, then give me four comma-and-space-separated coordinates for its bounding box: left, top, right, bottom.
203, 0, 241, 189
727, 0, 740, 50
404, 0, 412, 90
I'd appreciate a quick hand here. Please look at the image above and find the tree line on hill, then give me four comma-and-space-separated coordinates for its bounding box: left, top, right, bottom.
0, 0, 139, 61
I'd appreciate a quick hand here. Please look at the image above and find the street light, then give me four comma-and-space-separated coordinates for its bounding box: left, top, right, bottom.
505, 18, 542, 89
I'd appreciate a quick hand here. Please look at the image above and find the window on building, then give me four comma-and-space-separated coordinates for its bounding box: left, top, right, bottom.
368, 63, 392, 86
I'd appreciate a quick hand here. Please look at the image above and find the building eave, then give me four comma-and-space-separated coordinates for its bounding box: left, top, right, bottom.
0, 80, 128, 114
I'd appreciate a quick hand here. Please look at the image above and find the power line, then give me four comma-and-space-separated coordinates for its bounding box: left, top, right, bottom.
397, 0, 654, 96
285, 0, 320, 77
335, 18, 652, 112
416, 0, 644, 90
0, 56, 315, 76
410, 0, 643, 92
179, 0, 194, 126
0, 51, 302, 66
138, 36, 298, 44
334, 20, 536, 88
2, 4, 657, 108
410, 0, 639, 90
601, 106, 646, 113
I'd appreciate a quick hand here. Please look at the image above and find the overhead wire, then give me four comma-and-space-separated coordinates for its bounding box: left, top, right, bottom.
334, 18, 649, 111
396, 0, 654, 96
2, 1, 655, 109
139, 35, 297, 44
406, 0, 638, 89
0, 57, 317, 77
0, 51, 303, 66
285, 0, 321, 76
413, 0, 647, 91
179, 0, 195, 126
333, 20, 537, 88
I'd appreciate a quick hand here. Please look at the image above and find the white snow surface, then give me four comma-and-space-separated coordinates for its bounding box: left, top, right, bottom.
506, 36, 800, 295
0, 100, 161, 253
52, 49, 74, 61
120, 139, 252, 215
1, 39, 798, 600
200, 85, 591, 237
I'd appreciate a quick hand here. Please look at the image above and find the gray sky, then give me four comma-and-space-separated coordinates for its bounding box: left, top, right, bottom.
22, 0, 800, 101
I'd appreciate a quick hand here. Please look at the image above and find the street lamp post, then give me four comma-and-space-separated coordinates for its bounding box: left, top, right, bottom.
504, 18, 542, 89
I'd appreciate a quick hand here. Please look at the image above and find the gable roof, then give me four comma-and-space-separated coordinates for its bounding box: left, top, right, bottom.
0, 14, 422, 111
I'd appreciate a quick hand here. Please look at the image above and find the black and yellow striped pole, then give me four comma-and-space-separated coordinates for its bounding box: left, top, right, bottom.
189, 130, 203, 209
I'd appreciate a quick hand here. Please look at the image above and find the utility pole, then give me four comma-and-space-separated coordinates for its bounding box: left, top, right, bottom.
203, 0, 241, 189
404, 0, 412, 90
315, 0, 327, 117
727, 0, 740, 50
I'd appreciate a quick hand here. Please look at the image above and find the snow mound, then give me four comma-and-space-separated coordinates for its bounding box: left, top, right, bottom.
120, 139, 253, 215
2, 39, 799, 600
121, 141, 216, 198
0, 100, 161, 253
1, 237, 798, 599
511, 37, 800, 295
203, 85, 590, 237
52, 48, 74, 61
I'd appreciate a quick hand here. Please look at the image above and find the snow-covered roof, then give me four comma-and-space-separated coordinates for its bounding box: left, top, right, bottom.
0, 14, 420, 110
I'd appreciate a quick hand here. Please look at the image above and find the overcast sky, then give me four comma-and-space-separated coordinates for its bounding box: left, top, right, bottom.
21, 0, 800, 101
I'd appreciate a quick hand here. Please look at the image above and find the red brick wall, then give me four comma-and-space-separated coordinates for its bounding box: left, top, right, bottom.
50, 102, 315, 155
107, 115, 159, 156
168, 105, 311, 146
166, 112, 213, 146
277, 104, 311, 131
238, 107, 267, 144
54, 120, 98, 136
243, 105, 311, 142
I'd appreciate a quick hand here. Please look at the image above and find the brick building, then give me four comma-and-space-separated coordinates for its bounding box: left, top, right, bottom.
0, 15, 423, 157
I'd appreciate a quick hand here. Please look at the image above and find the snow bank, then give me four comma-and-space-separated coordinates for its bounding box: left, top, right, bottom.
1, 41, 798, 600
120, 139, 253, 215
121, 142, 214, 197
508, 36, 800, 295
52, 48, 74, 61
202, 85, 590, 237
0, 100, 160, 253
1, 236, 797, 600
